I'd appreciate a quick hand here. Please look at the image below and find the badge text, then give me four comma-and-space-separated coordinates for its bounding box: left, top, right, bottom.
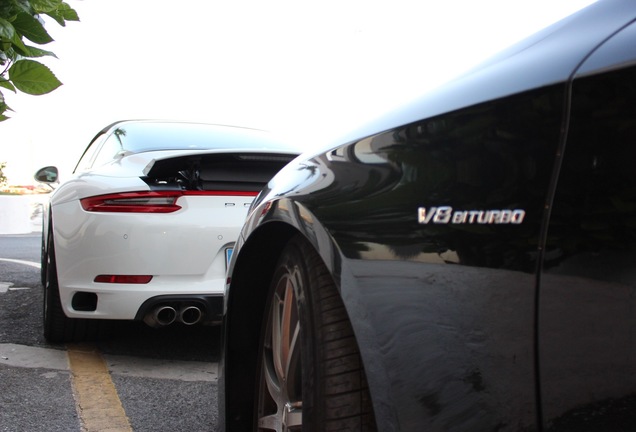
418, 206, 526, 225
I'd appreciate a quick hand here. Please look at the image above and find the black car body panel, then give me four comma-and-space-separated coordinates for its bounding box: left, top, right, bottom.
221, 1, 636, 430
540, 22, 636, 429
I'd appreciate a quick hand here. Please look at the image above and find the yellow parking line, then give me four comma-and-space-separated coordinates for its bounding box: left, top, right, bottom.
67, 343, 132, 432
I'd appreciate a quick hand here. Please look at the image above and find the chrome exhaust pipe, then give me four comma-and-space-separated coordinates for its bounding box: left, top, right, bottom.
179, 305, 203, 325
143, 305, 177, 328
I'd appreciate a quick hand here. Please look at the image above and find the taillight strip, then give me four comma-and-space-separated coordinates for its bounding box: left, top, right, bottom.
80, 190, 259, 213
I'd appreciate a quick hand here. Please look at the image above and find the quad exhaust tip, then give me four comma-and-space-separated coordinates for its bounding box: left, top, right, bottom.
180, 306, 203, 325
143, 304, 203, 328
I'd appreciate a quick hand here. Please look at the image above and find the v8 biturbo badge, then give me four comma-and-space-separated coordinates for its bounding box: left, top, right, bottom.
418, 206, 526, 225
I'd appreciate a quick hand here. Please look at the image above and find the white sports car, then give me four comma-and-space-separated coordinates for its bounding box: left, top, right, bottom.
35, 120, 299, 343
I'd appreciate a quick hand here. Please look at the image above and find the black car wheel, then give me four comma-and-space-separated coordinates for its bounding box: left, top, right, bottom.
256, 236, 377, 431
43, 226, 98, 343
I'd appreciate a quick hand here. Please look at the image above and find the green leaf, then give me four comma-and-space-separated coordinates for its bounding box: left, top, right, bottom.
1, 39, 12, 53
0, 78, 16, 92
1, 0, 31, 16
58, 2, 80, 21
0, 17, 16, 42
2, 19, 29, 54
30, 0, 63, 14
0, 90, 11, 121
18, 44, 57, 58
0, 46, 17, 63
39, 1, 80, 26
10, 31, 29, 53
12, 12, 53, 44
8, 59, 62, 95
42, 11, 65, 26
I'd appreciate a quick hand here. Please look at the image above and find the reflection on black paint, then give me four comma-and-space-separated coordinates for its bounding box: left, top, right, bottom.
541, 66, 636, 430
306, 86, 564, 273
546, 66, 636, 271
547, 394, 636, 431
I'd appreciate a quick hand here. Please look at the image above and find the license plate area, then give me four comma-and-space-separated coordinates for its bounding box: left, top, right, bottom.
225, 247, 233, 268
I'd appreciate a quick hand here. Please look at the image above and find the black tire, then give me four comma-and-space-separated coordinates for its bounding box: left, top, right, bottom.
43, 226, 103, 343
255, 235, 377, 431
40, 228, 47, 287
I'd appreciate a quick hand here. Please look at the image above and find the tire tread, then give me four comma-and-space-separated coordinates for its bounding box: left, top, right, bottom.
296, 237, 377, 431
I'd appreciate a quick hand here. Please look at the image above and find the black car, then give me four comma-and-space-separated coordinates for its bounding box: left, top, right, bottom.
221, 0, 636, 430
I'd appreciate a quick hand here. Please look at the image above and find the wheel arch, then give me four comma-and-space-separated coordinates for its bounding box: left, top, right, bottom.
223, 198, 352, 429
223, 202, 389, 430
223, 220, 301, 431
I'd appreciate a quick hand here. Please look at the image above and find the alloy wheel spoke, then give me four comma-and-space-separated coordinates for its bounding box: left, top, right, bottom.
263, 347, 283, 406
258, 413, 282, 431
259, 274, 303, 431
273, 278, 297, 388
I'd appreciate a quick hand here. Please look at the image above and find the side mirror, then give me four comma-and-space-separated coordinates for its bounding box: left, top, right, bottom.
34, 166, 59, 184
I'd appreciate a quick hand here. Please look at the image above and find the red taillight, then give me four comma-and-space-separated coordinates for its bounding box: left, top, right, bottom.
81, 192, 182, 213
80, 190, 258, 213
94, 275, 153, 284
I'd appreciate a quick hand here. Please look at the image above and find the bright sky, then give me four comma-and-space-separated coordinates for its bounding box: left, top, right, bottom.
1, 0, 596, 184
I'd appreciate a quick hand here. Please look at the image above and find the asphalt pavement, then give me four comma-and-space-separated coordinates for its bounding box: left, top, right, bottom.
0, 232, 221, 432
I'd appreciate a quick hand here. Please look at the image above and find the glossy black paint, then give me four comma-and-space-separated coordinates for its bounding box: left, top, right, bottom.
540, 55, 636, 429
221, 1, 636, 430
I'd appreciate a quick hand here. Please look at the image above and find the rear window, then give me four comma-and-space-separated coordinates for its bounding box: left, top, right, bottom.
104, 122, 297, 154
